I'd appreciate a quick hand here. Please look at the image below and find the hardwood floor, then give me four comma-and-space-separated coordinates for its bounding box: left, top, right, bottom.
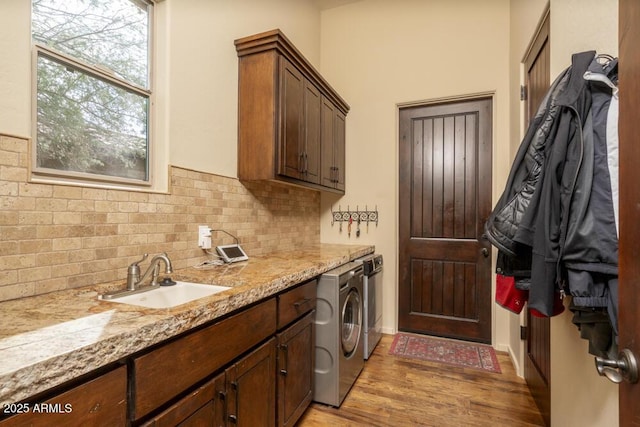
298, 334, 544, 426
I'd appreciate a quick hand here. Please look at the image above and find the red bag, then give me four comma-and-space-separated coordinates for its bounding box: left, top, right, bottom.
495, 274, 528, 314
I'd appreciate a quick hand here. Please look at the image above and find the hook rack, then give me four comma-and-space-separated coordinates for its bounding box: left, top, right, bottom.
331, 205, 379, 227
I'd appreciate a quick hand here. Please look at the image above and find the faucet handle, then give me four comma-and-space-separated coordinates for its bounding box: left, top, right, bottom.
131, 253, 149, 267
127, 254, 148, 291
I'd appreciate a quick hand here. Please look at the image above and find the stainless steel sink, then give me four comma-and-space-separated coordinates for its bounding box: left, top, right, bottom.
99, 281, 231, 309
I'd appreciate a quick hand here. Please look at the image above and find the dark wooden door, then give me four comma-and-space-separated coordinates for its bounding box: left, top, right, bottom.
276, 311, 314, 427
333, 110, 346, 192
304, 81, 321, 184
279, 58, 304, 180
226, 338, 276, 427
0, 367, 127, 427
320, 97, 346, 191
143, 374, 226, 426
618, 0, 640, 423
522, 10, 551, 427
398, 98, 492, 343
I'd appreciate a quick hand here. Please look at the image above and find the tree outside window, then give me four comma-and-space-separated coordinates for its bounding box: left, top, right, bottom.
32, 0, 152, 184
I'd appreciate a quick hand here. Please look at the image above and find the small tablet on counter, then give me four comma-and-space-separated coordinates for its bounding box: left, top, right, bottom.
216, 244, 249, 263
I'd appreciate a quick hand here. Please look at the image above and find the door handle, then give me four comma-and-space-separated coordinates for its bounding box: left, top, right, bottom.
594, 348, 639, 384
481, 247, 490, 257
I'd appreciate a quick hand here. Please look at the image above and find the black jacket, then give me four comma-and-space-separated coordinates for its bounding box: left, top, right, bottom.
485, 51, 619, 320
484, 60, 572, 257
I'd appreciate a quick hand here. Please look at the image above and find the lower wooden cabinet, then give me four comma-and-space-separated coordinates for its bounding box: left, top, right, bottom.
141, 374, 225, 427
226, 338, 277, 427
0, 366, 127, 427
139, 285, 312, 427
132, 299, 277, 421
3, 279, 318, 427
277, 310, 315, 427
142, 338, 278, 427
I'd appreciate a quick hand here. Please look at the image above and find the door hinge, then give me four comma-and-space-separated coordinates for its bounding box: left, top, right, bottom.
520, 325, 527, 340
520, 85, 527, 101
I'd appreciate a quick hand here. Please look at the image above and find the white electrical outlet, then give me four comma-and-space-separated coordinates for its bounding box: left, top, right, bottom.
198, 225, 211, 249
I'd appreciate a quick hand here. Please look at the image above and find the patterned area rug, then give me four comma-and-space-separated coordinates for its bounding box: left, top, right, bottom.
389, 333, 501, 373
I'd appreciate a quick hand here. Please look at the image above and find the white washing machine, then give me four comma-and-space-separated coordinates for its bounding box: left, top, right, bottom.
313, 262, 364, 407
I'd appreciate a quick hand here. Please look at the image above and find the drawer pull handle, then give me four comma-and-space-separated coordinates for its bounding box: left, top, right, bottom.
280, 343, 289, 376
293, 297, 312, 308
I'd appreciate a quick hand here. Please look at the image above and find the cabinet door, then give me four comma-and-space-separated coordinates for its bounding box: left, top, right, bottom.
321, 96, 346, 192
132, 299, 276, 420
226, 338, 276, 427
333, 110, 346, 192
276, 311, 315, 427
304, 81, 321, 184
279, 58, 304, 180
141, 374, 226, 427
0, 366, 127, 427
320, 96, 336, 188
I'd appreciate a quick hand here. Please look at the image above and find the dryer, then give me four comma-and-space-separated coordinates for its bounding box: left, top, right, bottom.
356, 254, 384, 359
313, 262, 364, 407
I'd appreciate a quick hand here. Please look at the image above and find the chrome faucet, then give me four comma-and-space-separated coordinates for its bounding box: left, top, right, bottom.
101, 252, 174, 300
132, 253, 173, 289
127, 253, 148, 290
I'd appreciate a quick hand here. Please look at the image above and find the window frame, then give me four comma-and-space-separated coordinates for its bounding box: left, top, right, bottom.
30, 0, 156, 188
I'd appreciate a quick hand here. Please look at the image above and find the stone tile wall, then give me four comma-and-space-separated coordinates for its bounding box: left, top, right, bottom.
0, 134, 320, 302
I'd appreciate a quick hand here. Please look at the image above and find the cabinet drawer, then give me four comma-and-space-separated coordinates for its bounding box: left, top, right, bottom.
277, 279, 317, 329
141, 374, 225, 427
0, 366, 127, 427
132, 298, 277, 420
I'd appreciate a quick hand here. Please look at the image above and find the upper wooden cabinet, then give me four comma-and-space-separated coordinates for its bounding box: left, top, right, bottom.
320, 96, 346, 192
235, 29, 349, 194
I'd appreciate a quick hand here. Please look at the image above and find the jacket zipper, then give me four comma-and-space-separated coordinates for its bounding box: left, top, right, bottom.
555, 104, 584, 297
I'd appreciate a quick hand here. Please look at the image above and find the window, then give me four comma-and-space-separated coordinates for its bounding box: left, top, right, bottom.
32, 0, 153, 185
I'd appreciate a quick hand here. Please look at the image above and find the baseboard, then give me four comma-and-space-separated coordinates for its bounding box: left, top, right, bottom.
507, 345, 523, 377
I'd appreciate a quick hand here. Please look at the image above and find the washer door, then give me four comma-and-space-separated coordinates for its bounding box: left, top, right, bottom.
341, 287, 362, 357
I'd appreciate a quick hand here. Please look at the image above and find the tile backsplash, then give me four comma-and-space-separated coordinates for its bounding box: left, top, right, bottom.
0, 134, 320, 302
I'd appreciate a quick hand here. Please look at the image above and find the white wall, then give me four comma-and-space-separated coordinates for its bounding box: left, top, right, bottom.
548, 1, 619, 425
318, 0, 513, 350
166, 0, 321, 178
0, 1, 31, 138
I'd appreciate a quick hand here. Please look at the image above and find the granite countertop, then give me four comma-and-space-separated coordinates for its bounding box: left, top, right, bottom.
0, 243, 373, 406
